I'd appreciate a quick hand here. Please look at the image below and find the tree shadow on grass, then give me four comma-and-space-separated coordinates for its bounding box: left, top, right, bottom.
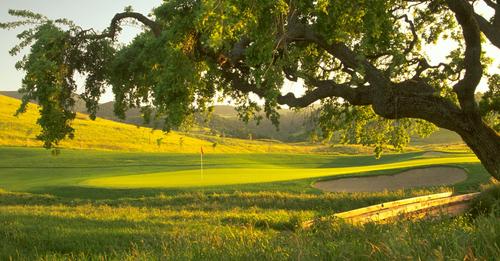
2, 184, 451, 213
0, 212, 176, 259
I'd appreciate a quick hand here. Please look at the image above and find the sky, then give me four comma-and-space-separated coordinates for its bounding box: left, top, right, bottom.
0, 1, 498, 103
0, 0, 159, 102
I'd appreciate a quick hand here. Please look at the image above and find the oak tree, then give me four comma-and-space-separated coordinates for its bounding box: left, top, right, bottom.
1, 0, 500, 179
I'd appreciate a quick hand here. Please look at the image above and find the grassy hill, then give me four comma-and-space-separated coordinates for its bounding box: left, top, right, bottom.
0, 92, 468, 155
410, 128, 463, 146
0, 91, 468, 145
0, 94, 327, 153
0, 91, 317, 142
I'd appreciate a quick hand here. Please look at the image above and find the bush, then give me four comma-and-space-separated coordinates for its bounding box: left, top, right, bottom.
469, 184, 500, 217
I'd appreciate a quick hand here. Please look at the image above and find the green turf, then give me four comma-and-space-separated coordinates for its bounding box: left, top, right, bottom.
0, 147, 487, 197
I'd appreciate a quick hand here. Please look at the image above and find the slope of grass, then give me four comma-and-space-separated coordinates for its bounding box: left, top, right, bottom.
0, 94, 326, 153
410, 128, 464, 146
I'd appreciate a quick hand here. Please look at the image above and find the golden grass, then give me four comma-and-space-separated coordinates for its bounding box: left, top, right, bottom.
0, 95, 329, 153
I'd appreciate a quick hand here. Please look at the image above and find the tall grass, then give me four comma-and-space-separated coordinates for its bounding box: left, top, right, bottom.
0, 188, 498, 260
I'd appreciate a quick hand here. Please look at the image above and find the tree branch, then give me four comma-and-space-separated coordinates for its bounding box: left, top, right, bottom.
473, 10, 500, 48
77, 12, 161, 40
446, 0, 483, 115
220, 69, 373, 108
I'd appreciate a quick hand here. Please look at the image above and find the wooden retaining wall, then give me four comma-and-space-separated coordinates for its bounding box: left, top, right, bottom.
303, 192, 479, 228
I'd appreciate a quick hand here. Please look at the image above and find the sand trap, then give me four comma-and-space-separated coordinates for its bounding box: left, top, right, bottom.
421, 151, 447, 157
314, 167, 467, 193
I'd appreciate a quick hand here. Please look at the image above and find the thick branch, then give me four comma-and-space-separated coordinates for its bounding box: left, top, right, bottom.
450, 0, 500, 48
473, 11, 500, 48
285, 21, 390, 90
79, 12, 161, 40
278, 81, 373, 108
220, 69, 373, 108
109, 12, 161, 38
446, 0, 483, 115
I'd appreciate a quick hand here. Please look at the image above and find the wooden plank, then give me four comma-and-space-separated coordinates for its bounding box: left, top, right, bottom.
334, 192, 453, 219
345, 192, 479, 224
400, 202, 472, 220
302, 192, 479, 228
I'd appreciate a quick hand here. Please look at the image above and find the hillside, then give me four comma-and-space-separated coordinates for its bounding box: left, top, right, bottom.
0, 94, 328, 153
0, 91, 313, 141
0, 91, 467, 145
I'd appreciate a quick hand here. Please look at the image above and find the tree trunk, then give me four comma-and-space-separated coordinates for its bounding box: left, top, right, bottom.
456, 119, 500, 181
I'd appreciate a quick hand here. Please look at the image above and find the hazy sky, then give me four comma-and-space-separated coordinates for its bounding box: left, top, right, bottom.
0, 1, 498, 103
0, 0, 159, 101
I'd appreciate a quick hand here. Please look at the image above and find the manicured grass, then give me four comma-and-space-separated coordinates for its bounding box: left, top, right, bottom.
0, 147, 485, 195
82, 155, 479, 188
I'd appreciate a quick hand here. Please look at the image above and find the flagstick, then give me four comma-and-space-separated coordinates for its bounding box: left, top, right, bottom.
200, 147, 204, 198
200, 150, 203, 182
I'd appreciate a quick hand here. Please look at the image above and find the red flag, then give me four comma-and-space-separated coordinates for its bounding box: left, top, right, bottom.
200, 146, 204, 155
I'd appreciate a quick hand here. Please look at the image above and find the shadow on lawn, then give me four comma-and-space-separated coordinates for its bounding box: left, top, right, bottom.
2, 185, 451, 213
0, 212, 172, 258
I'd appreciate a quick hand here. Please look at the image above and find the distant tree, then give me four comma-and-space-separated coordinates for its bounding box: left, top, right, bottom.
309, 131, 319, 144
179, 137, 184, 150
25, 128, 33, 146
156, 137, 163, 149
2, 1, 500, 180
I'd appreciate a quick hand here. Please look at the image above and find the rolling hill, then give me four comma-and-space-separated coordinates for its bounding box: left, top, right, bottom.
0, 91, 315, 142
0, 91, 465, 145
0, 94, 327, 153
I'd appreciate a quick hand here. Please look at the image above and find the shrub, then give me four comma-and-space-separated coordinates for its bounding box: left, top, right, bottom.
469, 184, 500, 217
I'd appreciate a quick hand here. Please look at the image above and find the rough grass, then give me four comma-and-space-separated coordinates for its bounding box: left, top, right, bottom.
0, 188, 498, 260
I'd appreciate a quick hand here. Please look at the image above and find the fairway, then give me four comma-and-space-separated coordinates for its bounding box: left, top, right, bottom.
82, 155, 479, 188
0, 147, 486, 195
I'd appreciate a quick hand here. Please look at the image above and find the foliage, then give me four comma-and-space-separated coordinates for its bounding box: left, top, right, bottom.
3, 1, 497, 157
318, 100, 437, 158
479, 74, 500, 131
1, 10, 114, 148
469, 184, 500, 217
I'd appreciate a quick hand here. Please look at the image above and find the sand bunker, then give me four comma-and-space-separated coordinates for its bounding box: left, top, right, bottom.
421, 151, 447, 157
314, 167, 467, 193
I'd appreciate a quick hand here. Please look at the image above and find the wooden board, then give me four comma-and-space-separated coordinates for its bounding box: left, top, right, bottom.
303, 192, 479, 228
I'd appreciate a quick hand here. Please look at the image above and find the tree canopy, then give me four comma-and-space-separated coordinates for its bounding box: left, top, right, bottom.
1, 0, 500, 179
